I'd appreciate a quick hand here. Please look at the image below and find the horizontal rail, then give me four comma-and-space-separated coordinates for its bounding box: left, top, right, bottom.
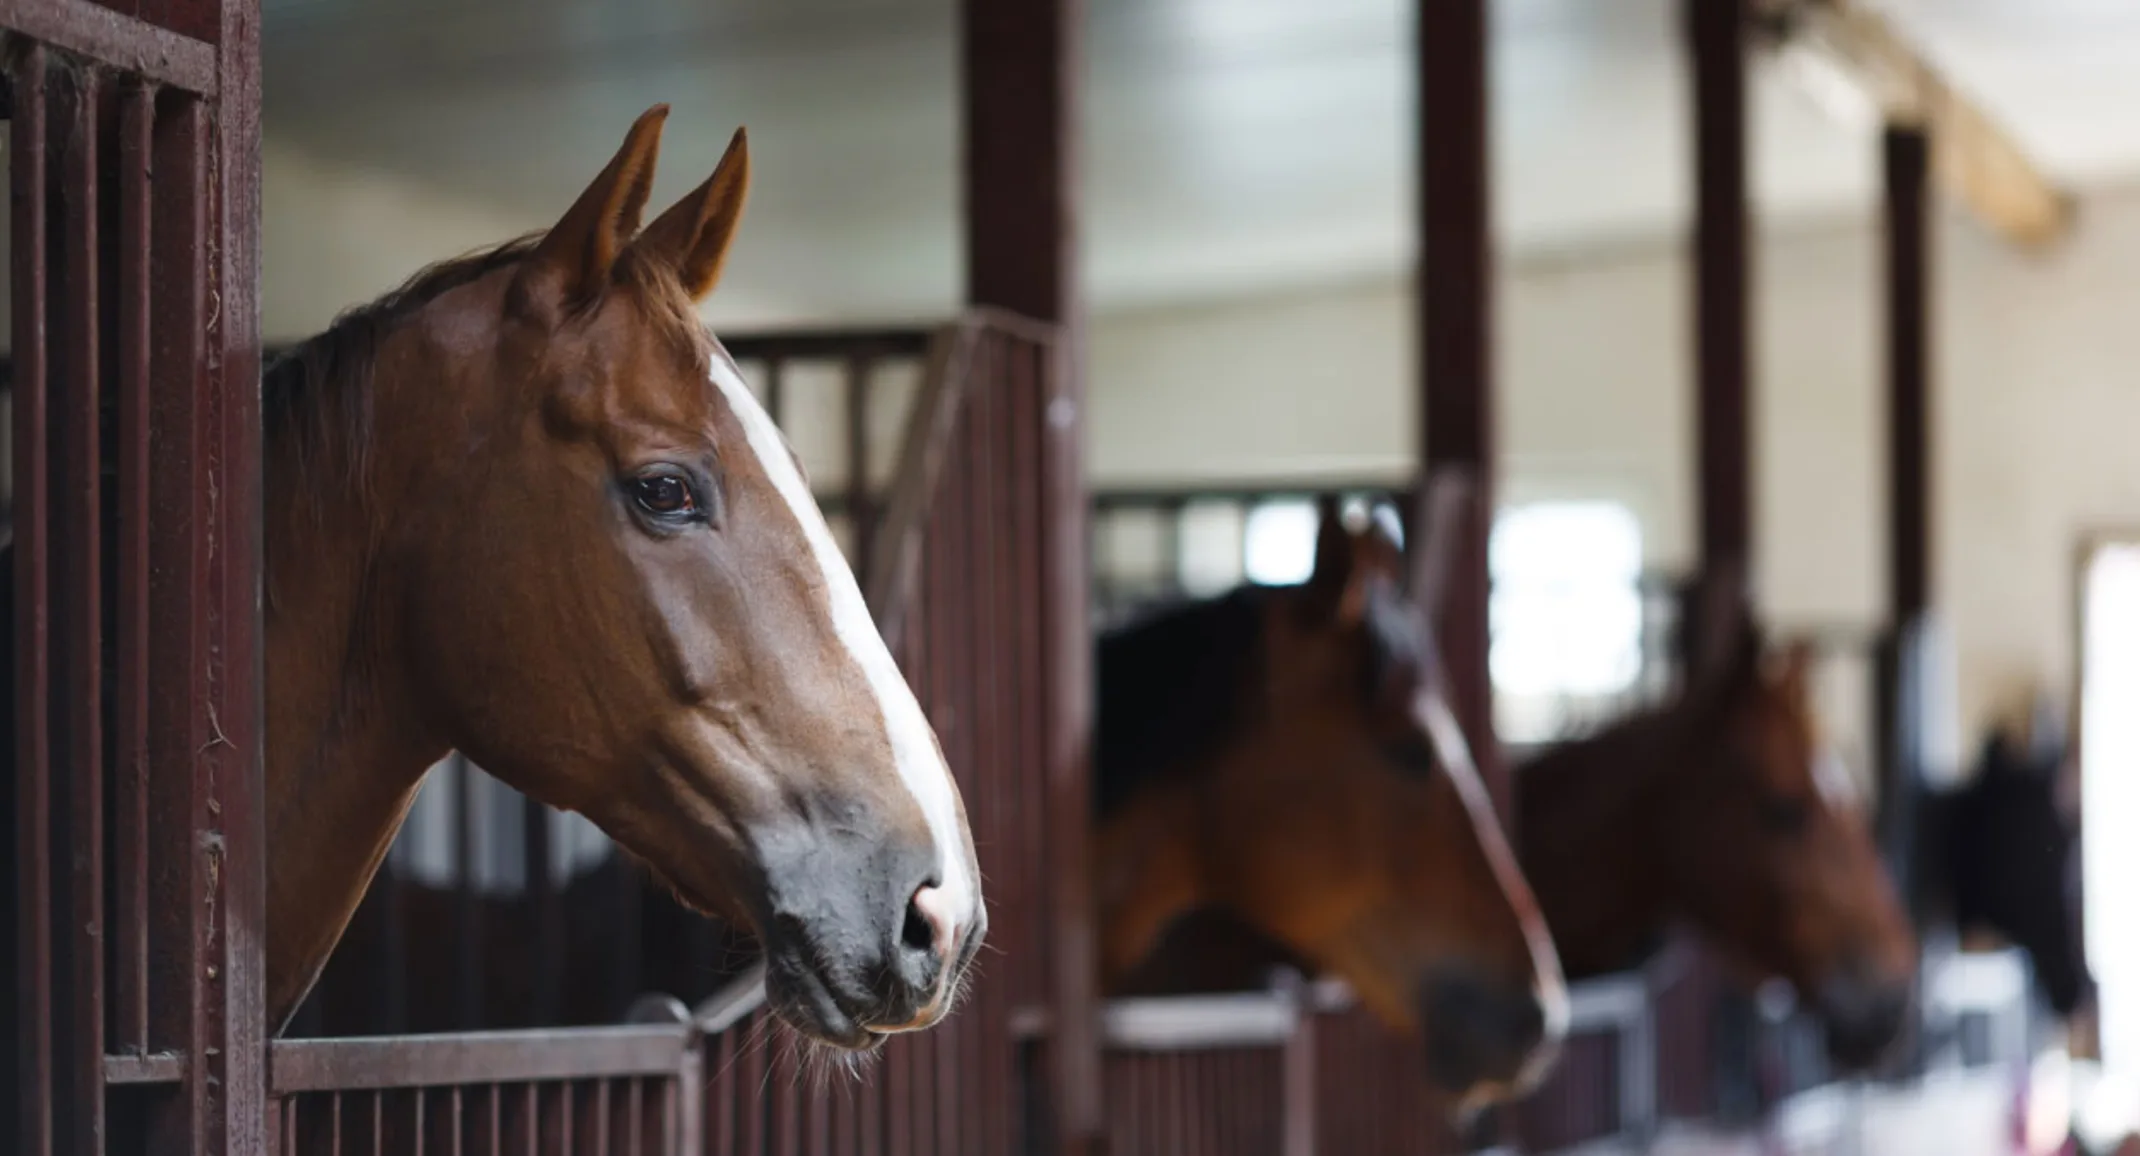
720, 326, 935, 363
269, 1023, 693, 1093
1102, 992, 1299, 1051
1563, 973, 1649, 1036
103, 1051, 186, 1085
0, 0, 218, 93
689, 963, 768, 1036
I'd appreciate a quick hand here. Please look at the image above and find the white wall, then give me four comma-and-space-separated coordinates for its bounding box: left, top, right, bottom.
1088, 187, 2140, 743
8, 135, 2110, 747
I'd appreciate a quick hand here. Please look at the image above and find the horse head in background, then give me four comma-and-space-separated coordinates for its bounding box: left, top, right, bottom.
1095, 496, 1567, 1108
1120, 564, 1919, 1075
1917, 711, 2093, 1019
1518, 568, 1917, 1070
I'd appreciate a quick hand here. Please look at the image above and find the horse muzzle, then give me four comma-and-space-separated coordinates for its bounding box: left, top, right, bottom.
756, 823, 984, 1049
1816, 965, 1912, 1071
1418, 968, 1559, 1101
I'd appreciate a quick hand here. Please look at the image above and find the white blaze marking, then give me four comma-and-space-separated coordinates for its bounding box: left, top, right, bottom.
1417, 692, 1571, 1045
1813, 747, 1862, 812
705, 350, 976, 926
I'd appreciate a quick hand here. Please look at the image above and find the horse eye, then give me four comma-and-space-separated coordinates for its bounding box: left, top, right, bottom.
1759, 797, 1811, 836
630, 474, 698, 519
1380, 733, 1438, 779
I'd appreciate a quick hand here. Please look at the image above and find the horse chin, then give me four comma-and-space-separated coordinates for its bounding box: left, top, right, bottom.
762, 945, 888, 1053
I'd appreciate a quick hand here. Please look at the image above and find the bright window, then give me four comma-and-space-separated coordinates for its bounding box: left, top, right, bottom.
1243, 499, 1320, 586
2083, 543, 2140, 1072
1490, 501, 1644, 741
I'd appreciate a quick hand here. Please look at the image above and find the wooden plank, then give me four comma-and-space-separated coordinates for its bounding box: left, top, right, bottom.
0, 0, 217, 93
268, 1026, 692, 1094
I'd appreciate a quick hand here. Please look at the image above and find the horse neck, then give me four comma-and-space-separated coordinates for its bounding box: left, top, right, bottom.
1516, 713, 1679, 980
260, 368, 451, 1033
1093, 781, 1206, 990
1090, 590, 1265, 990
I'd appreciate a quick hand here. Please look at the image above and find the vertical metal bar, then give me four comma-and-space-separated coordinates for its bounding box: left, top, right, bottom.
12, 44, 56, 1156
763, 357, 786, 429
593, 1079, 610, 1156
52, 63, 107, 1156
526, 796, 561, 1025
963, 342, 994, 1156
1282, 992, 1315, 1156
740, 1020, 767, 1156
414, 1088, 428, 1156
1688, 0, 1754, 575
489, 1084, 501, 1156
114, 77, 157, 1058
524, 1084, 538, 1156
373, 1090, 384, 1156
452, 1087, 465, 1156
454, 755, 483, 1030
332, 1092, 343, 1156
845, 354, 874, 579
886, 1036, 911, 1156
374, 857, 407, 1032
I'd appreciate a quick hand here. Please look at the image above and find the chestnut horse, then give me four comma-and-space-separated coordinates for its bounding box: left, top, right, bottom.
1124, 573, 1917, 1073
1515, 576, 1917, 1069
3, 107, 982, 1051
1096, 501, 1567, 1107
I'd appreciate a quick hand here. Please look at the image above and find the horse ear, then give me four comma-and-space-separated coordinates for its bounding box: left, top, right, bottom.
522, 105, 669, 308
631, 127, 752, 301
1411, 466, 1475, 617
1305, 495, 1356, 615
1771, 639, 1815, 703
1686, 559, 1752, 683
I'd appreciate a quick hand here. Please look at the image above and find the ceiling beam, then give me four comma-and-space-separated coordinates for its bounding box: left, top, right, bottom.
1760, 0, 2075, 249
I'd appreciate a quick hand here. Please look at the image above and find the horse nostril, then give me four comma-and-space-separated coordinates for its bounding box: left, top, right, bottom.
906, 882, 957, 961
902, 895, 937, 955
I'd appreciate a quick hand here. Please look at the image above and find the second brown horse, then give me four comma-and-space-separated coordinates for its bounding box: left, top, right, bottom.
1123, 571, 1917, 1072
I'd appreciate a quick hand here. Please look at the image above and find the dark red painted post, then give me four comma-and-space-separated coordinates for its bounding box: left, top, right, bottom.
960, 0, 1099, 1149
1416, 0, 1499, 799
1876, 122, 1935, 893
1885, 125, 1932, 627
211, 0, 268, 1142
1688, 0, 1754, 578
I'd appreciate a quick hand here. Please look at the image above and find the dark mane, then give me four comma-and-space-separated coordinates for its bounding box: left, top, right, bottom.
261, 234, 715, 496
263, 234, 543, 490
1095, 587, 1269, 819
1513, 699, 1692, 824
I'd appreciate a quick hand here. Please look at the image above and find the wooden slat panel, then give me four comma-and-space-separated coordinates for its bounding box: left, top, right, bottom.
11, 42, 57, 1156
112, 75, 157, 1058
52, 63, 106, 1156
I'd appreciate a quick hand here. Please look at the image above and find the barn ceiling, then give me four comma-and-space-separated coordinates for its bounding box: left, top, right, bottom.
261, 0, 2140, 323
